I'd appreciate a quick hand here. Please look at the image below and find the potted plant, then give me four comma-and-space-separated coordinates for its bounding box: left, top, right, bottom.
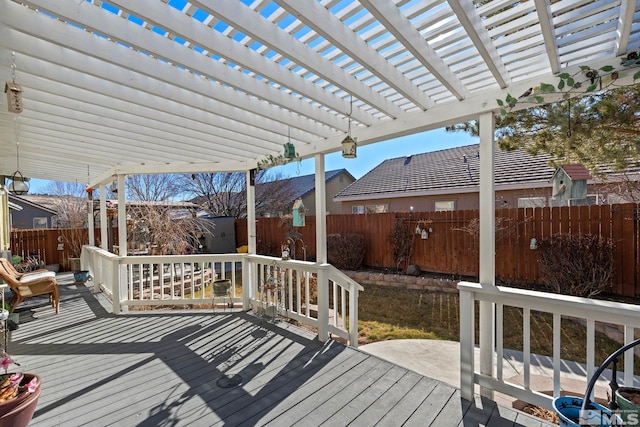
61, 223, 87, 272
0, 352, 41, 427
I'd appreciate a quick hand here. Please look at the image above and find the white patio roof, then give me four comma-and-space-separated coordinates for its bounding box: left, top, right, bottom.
0, 0, 638, 188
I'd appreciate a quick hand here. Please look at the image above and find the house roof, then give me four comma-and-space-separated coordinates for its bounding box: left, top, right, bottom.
334, 144, 556, 200
281, 169, 354, 200
0, 1, 638, 188
8, 201, 22, 211
8, 194, 58, 214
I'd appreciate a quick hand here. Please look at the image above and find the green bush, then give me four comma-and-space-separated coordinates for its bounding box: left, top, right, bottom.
327, 233, 366, 270
537, 233, 614, 298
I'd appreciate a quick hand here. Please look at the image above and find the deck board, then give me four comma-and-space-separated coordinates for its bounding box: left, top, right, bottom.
5, 277, 554, 426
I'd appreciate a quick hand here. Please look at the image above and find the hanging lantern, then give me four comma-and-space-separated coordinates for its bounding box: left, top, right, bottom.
341, 135, 357, 158
8, 171, 29, 195
283, 142, 296, 159
342, 96, 357, 158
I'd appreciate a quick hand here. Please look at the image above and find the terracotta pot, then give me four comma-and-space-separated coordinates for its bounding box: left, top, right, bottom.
0, 373, 41, 427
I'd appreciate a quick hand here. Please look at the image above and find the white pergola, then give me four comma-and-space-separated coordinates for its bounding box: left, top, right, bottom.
0, 0, 637, 185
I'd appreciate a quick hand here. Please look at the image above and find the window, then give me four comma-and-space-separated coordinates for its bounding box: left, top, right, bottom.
33, 217, 48, 229
434, 201, 455, 212
517, 197, 546, 208
352, 205, 387, 214
586, 194, 601, 205
366, 204, 388, 213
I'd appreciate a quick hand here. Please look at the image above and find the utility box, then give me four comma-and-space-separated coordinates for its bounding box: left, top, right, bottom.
550, 164, 591, 201
292, 199, 305, 227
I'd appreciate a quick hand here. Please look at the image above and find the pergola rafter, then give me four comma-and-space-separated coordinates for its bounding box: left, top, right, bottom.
0, 0, 636, 186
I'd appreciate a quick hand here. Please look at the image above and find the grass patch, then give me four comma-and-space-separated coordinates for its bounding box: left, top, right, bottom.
358, 283, 638, 370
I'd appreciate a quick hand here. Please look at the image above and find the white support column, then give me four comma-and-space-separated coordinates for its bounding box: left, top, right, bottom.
247, 170, 257, 254
479, 111, 496, 399
245, 170, 256, 310
315, 154, 327, 264
314, 154, 329, 342
87, 191, 95, 246
100, 185, 108, 251
0, 184, 9, 255
117, 174, 127, 257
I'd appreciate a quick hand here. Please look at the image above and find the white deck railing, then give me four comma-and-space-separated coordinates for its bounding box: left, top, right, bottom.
458, 281, 640, 409
82, 246, 363, 347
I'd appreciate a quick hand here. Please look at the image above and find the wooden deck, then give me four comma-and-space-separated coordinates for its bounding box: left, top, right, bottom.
6, 274, 553, 426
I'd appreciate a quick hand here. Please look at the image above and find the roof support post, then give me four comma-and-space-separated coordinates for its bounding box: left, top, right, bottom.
315, 154, 327, 264
117, 174, 127, 257
87, 191, 95, 247
244, 170, 256, 311
246, 170, 256, 254
315, 154, 329, 342
99, 184, 108, 251
478, 111, 496, 399
0, 184, 8, 254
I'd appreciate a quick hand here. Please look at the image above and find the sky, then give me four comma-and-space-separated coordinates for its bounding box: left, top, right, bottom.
26, 128, 478, 193
274, 127, 477, 180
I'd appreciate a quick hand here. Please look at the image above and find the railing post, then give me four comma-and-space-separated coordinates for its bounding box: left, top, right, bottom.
349, 284, 359, 347
91, 249, 101, 293
459, 287, 475, 401
111, 259, 121, 314
242, 255, 250, 310
317, 264, 329, 342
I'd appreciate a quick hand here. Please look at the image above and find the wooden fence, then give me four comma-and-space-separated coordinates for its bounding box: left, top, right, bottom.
10, 228, 116, 271
242, 203, 640, 298
10, 203, 640, 297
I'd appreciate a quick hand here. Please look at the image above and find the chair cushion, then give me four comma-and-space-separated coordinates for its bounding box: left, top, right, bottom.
20, 271, 56, 284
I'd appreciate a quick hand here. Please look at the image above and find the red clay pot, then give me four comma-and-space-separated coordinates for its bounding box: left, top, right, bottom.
0, 373, 41, 427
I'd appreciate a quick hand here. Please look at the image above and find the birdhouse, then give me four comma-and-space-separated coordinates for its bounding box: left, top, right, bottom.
5, 82, 23, 114
283, 142, 296, 159
292, 198, 305, 227
550, 164, 591, 201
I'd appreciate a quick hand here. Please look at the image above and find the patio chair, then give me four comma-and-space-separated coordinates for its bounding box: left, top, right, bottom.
0, 258, 59, 314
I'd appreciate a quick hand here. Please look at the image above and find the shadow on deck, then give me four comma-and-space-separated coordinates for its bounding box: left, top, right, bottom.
6, 274, 553, 426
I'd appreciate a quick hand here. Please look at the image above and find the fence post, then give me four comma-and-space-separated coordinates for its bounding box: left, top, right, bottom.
459, 285, 475, 401
317, 264, 329, 342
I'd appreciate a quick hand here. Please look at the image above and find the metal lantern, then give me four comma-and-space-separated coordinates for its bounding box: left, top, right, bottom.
8, 171, 29, 195
341, 135, 357, 159
283, 142, 296, 159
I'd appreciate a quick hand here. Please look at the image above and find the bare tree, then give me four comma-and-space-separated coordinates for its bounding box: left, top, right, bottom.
182, 170, 295, 218
46, 181, 87, 228
126, 174, 181, 201
126, 204, 209, 255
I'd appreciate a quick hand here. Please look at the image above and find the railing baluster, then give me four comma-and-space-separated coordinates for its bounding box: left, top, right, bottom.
553, 313, 561, 397
523, 307, 530, 390
496, 303, 503, 381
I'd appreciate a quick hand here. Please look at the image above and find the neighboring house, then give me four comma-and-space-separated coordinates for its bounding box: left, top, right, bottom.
260, 169, 356, 217
8, 194, 58, 229
334, 144, 640, 213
